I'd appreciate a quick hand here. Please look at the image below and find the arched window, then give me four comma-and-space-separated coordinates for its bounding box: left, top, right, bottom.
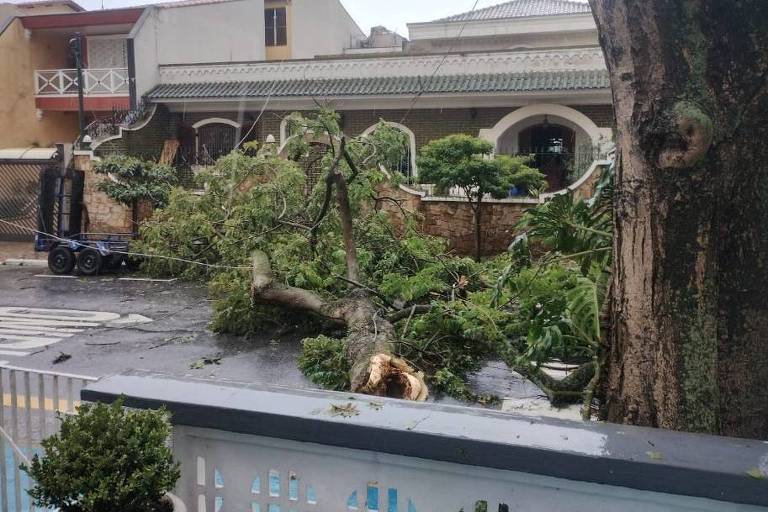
361, 122, 417, 180
190, 118, 242, 165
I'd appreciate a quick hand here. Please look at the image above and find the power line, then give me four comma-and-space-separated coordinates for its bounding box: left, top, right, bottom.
0, 218, 250, 271
399, 0, 481, 125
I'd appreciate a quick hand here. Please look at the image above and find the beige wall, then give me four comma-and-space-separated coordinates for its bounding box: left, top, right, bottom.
265, 0, 291, 61
4, 2, 80, 16
291, 0, 365, 58
0, 19, 79, 148
132, 0, 266, 98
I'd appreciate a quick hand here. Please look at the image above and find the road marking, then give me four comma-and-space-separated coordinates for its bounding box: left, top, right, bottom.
0, 328, 76, 337
0, 307, 153, 358
34, 274, 78, 279
118, 277, 178, 283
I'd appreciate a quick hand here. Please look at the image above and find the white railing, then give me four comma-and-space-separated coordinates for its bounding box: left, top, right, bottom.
0, 364, 98, 512
34, 68, 129, 96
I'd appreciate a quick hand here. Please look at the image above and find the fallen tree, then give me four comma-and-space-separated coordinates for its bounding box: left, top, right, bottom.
137, 108, 606, 405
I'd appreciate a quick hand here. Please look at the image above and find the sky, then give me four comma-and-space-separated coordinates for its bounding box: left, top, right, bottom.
7, 0, 507, 35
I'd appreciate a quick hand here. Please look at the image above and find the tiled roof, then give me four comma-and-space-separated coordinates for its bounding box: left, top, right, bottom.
146, 70, 609, 100
436, 0, 591, 22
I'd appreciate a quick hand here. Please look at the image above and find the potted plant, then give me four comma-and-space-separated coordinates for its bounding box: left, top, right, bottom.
22, 399, 183, 512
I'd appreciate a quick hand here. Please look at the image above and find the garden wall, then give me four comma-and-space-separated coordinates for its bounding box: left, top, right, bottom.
379, 161, 608, 257
72, 154, 151, 235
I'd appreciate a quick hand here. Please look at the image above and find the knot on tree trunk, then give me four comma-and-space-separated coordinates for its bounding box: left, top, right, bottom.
658, 101, 714, 169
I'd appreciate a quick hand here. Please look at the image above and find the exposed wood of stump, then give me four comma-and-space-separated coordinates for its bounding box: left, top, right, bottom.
251, 251, 428, 401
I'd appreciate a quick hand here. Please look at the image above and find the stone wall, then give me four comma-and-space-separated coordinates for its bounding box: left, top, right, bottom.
379, 162, 607, 257
73, 154, 134, 234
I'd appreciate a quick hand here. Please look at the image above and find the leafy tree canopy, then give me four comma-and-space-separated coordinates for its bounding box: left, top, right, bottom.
94, 155, 178, 209
417, 134, 544, 199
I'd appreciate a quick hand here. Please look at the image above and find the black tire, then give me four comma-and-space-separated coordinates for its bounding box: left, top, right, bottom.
48, 246, 75, 275
105, 254, 125, 271
125, 256, 143, 272
77, 248, 103, 276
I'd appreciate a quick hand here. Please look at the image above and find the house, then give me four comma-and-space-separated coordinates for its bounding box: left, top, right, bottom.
0, 0, 365, 149
91, 0, 612, 193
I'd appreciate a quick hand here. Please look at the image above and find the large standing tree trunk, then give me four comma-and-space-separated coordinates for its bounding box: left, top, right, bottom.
590, 0, 768, 437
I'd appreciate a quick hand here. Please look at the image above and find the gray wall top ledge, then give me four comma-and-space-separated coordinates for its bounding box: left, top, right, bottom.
81, 371, 768, 508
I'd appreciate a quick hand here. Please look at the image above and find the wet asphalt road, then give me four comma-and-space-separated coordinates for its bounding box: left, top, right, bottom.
0, 265, 549, 411
0, 266, 314, 388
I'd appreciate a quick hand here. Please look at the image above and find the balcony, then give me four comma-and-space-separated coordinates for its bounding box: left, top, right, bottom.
34, 68, 130, 111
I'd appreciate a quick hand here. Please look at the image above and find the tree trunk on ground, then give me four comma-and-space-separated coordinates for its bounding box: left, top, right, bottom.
251, 252, 428, 400
590, 0, 768, 437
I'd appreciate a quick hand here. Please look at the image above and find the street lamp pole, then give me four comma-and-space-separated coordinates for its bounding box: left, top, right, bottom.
69, 33, 85, 139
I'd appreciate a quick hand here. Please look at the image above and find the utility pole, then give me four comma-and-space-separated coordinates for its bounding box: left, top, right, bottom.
69, 33, 85, 140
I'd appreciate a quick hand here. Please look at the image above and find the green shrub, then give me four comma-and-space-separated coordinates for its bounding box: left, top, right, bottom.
23, 399, 180, 512
298, 335, 351, 390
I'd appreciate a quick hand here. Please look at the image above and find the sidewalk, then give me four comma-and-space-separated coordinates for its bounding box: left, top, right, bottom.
0, 240, 45, 263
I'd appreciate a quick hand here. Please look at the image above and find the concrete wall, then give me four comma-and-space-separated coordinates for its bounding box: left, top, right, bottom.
0, 18, 79, 148
407, 30, 599, 54
156, 0, 265, 65
290, 0, 365, 58
84, 373, 768, 512
131, 8, 160, 100
132, 0, 266, 98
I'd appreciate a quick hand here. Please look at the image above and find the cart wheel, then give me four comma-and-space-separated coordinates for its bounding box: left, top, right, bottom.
125, 256, 143, 272
105, 254, 125, 271
77, 248, 103, 276
48, 246, 75, 275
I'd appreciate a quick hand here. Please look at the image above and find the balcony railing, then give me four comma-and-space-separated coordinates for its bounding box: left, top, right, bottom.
34, 68, 129, 96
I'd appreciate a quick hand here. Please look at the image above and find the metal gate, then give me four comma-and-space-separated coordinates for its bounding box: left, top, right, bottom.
35, 167, 85, 250
0, 150, 61, 242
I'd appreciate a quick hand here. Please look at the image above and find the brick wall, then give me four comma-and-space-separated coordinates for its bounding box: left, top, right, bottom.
94, 106, 175, 160
166, 105, 614, 153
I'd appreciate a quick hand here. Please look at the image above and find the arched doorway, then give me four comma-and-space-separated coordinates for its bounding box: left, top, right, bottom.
180, 118, 242, 166
197, 123, 238, 165
479, 104, 612, 192
518, 120, 576, 191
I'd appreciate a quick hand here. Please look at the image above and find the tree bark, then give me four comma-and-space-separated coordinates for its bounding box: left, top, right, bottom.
251, 252, 428, 400
334, 172, 360, 283
590, 0, 768, 437
472, 199, 482, 261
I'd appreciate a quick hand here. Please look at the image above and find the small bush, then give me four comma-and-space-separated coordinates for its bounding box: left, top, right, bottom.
299, 335, 351, 390
23, 399, 180, 512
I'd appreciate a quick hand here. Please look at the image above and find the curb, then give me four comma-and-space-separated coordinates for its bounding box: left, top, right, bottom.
1, 258, 48, 267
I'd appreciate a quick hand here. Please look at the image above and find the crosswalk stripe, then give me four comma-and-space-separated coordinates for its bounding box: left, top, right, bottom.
0, 317, 100, 328
0, 351, 29, 357
0, 328, 75, 338
0, 307, 121, 322
0, 307, 152, 357
0, 322, 83, 334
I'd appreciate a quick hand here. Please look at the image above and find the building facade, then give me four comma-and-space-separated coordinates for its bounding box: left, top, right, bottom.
92, 0, 614, 194
0, 0, 365, 148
